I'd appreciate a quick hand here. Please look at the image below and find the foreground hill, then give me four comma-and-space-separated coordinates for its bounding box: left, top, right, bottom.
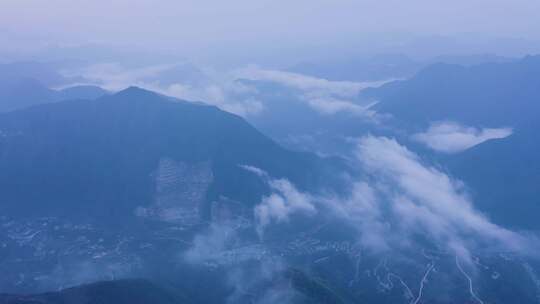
0, 87, 344, 224
0, 280, 189, 304
0, 271, 347, 304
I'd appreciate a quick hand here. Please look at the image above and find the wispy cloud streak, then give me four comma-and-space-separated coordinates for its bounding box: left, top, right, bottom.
412, 121, 513, 153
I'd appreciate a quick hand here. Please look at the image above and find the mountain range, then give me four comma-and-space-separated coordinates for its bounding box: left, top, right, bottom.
1, 55, 540, 303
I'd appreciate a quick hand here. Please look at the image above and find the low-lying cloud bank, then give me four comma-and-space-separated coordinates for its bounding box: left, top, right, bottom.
248, 136, 534, 262
254, 178, 316, 238
233, 66, 371, 96
182, 135, 537, 301
63, 62, 387, 118
351, 136, 529, 259
234, 66, 386, 117
412, 121, 513, 153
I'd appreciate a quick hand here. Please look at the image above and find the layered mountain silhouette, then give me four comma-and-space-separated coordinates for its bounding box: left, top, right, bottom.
0, 61, 69, 87
365, 55, 540, 229
0, 78, 108, 112
287, 53, 512, 82
1, 56, 539, 303
366, 55, 540, 128
288, 54, 420, 82
444, 122, 540, 230
0, 61, 108, 112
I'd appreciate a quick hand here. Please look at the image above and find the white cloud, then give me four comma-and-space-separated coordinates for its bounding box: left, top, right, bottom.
184, 223, 236, 264
412, 121, 513, 153
64, 62, 175, 90
225, 259, 294, 304
241, 137, 534, 261
64, 62, 266, 117
239, 164, 268, 177
351, 135, 529, 260
305, 96, 377, 116
183, 137, 537, 299
324, 181, 393, 252
234, 66, 389, 116
242, 167, 316, 238
234, 66, 369, 96
254, 178, 316, 238
166, 82, 265, 117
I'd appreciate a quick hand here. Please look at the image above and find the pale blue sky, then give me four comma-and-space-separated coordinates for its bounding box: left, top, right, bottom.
1, 0, 540, 64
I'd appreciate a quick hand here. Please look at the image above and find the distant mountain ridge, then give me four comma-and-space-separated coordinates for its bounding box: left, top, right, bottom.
0, 78, 108, 112
0, 61, 108, 112
363, 55, 540, 230
365, 55, 540, 128
0, 61, 69, 87
287, 53, 514, 82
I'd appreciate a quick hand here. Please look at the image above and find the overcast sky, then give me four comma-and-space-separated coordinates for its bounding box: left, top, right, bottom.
2, 0, 540, 64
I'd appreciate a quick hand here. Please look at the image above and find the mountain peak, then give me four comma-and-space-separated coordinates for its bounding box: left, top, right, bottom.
115, 86, 157, 97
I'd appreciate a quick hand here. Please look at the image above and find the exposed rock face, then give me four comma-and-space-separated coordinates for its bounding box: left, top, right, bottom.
136, 158, 213, 224
210, 196, 251, 227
